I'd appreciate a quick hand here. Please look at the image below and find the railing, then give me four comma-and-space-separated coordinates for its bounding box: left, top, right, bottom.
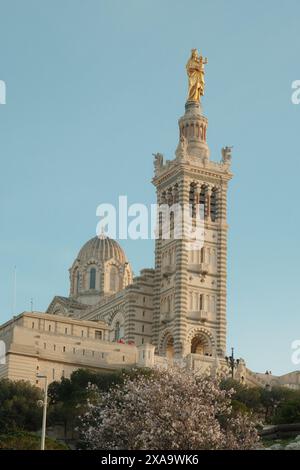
161, 265, 175, 277
185, 353, 215, 371
160, 312, 172, 323
187, 310, 208, 321
188, 263, 209, 274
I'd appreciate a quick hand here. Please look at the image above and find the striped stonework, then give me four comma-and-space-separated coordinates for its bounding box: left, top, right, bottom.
152, 99, 232, 361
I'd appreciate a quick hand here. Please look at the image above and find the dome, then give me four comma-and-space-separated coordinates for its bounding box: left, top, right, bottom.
69, 235, 132, 306
77, 236, 127, 264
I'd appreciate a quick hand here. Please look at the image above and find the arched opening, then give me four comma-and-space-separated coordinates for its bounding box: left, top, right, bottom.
191, 333, 212, 356
199, 186, 206, 219
166, 336, 174, 361
189, 182, 197, 222
89, 267, 96, 289
170, 211, 174, 238
114, 321, 120, 341
210, 188, 217, 222
112, 314, 125, 342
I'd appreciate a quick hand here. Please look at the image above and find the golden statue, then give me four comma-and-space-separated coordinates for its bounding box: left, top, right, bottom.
186, 49, 208, 102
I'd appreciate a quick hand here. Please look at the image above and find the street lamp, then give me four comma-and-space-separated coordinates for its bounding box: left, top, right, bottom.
36, 374, 48, 450
225, 347, 240, 379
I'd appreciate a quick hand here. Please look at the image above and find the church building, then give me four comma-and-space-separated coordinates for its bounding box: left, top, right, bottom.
1, 51, 299, 390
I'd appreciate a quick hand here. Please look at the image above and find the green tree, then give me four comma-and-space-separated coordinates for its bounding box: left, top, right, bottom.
221, 379, 262, 414
273, 395, 300, 424
259, 386, 294, 422
0, 379, 42, 432
221, 378, 300, 424
47, 368, 130, 437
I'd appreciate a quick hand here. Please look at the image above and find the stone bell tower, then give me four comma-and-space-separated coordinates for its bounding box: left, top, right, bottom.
152, 50, 233, 361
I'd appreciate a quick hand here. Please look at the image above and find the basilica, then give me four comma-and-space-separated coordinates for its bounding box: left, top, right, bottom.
1, 51, 299, 390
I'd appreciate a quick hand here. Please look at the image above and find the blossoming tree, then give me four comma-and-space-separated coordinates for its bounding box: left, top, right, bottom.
78, 367, 259, 450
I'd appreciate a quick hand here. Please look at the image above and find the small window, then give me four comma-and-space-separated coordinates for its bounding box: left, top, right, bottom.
92, 351, 95, 357
141, 337, 144, 345
63, 346, 66, 352
201, 247, 204, 263
82, 349, 85, 356
53, 344, 56, 351
142, 325, 145, 333
76, 271, 80, 293
95, 330, 102, 340
73, 347, 76, 354
122, 355, 125, 362
81, 330, 84, 337
52, 369, 55, 380
32, 322, 35, 329
48, 325, 51, 331
65, 327, 68, 334
62, 370, 65, 378
43, 343, 46, 349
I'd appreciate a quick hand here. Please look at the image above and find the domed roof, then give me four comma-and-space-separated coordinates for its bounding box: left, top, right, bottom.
77, 236, 127, 264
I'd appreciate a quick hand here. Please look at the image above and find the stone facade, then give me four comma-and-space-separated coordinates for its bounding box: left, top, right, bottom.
0, 312, 154, 385
151, 100, 232, 361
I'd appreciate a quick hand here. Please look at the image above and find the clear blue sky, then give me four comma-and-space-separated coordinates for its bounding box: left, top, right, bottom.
0, 0, 299, 375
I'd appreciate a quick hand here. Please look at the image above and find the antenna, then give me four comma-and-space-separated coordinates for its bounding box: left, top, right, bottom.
30, 298, 33, 313
12, 266, 17, 316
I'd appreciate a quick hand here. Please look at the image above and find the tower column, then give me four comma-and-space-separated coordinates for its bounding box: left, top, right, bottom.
206, 185, 212, 221
173, 179, 189, 357
216, 183, 228, 356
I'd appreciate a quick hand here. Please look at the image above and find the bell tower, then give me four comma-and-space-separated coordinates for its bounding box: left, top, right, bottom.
152, 50, 233, 361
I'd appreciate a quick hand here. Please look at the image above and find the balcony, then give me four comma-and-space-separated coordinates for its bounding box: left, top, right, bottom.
161, 265, 174, 278
161, 312, 172, 323
187, 310, 208, 321
189, 263, 209, 275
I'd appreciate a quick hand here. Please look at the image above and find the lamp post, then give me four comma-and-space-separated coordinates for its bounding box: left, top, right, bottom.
225, 347, 240, 379
36, 374, 48, 450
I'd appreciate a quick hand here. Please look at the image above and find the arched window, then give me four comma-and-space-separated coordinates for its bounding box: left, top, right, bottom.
114, 322, 120, 341
76, 271, 80, 293
170, 211, 174, 237
110, 266, 119, 292
199, 186, 206, 219
189, 183, 196, 221
210, 188, 217, 222
90, 268, 96, 289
